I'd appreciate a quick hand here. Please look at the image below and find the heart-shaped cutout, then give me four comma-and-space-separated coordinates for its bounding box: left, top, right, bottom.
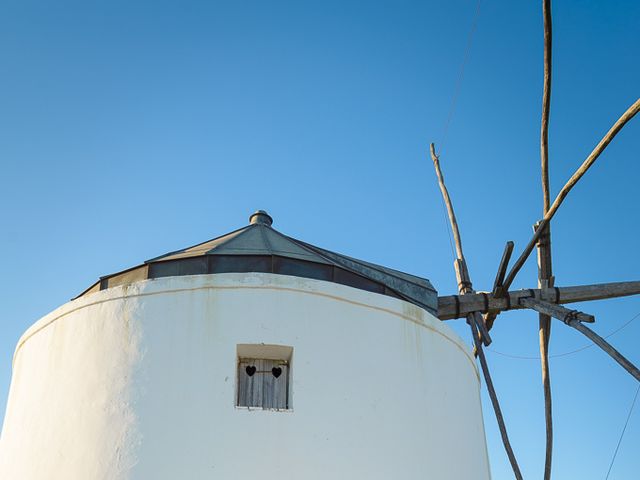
272, 367, 282, 378
245, 365, 256, 377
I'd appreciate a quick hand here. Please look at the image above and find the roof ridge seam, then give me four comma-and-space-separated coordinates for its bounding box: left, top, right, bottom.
285, 236, 435, 308
258, 224, 274, 255
202, 223, 257, 255
294, 239, 434, 291
144, 224, 253, 263
267, 229, 340, 267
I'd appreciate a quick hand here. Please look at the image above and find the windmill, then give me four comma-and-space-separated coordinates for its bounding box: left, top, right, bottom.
429, 1, 640, 478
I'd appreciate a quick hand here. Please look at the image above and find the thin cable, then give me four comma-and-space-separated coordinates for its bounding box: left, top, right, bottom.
433, 0, 482, 259
487, 310, 640, 360
440, 0, 482, 153
605, 383, 640, 479
439, 194, 457, 261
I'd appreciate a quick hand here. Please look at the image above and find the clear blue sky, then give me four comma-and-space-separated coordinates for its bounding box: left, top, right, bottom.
1, 1, 639, 478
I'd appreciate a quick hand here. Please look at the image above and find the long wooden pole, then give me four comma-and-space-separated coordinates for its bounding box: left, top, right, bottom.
430, 143, 523, 479
430, 144, 465, 262
541, 0, 552, 214
499, 97, 640, 293
468, 312, 525, 479
538, 2, 554, 477
437, 280, 640, 320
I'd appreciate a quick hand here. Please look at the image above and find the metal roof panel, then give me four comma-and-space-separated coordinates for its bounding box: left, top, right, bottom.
83, 211, 438, 314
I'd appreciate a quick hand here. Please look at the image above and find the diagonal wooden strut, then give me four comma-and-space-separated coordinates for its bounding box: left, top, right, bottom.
569, 321, 640, 383
518, 297, 594, 323
430, 143, 523, 479
499, 97, 640, 294
492, 241, 514, 298
482, 242, 514, 332
485, 92, 640, 332
520, 298, 640, 382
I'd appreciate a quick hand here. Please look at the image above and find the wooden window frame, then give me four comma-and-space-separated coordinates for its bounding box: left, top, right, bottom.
236, 344, 293, 411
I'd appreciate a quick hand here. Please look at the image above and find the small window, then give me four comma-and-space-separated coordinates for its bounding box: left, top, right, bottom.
236, 345, 293, 410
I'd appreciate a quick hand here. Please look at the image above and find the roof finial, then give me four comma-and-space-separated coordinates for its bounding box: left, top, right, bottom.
249, 210, 273, 226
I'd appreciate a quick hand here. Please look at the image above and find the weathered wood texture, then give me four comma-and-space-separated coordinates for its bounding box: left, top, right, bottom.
540, 0, 552, 214
483, 242, 515, 335
536, 230, 554, 480
237, 358, 289, 409
518, 297, 594, 323
492, 241, 514, 297
437, 280, 640, 320
430, 144, 466, 262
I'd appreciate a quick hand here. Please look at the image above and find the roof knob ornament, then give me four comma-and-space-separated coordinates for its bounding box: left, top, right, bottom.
249, 210, 273, 226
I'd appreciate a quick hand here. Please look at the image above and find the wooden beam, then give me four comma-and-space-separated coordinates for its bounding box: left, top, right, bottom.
519, 297, 594, 324
551, 281, 640, 303
437, 280, 640, 320
492, 241, 514, 297
484, 241, 514, 332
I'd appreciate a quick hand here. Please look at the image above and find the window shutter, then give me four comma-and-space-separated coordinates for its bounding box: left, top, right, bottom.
238, 358, 289, 409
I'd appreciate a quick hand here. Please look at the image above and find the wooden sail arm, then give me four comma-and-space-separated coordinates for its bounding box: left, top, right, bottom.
437, 280, 640, 320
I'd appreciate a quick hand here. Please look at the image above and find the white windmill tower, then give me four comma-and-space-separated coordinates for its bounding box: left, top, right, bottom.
0, 210, 490, 479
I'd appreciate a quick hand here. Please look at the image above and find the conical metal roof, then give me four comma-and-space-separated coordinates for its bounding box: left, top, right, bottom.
78, 210, 437, 314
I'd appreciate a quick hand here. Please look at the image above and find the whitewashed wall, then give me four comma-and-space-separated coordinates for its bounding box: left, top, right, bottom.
0, 273, 491, 479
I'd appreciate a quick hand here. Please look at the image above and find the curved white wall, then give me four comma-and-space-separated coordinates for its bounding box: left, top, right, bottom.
0, 273, 491, 479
